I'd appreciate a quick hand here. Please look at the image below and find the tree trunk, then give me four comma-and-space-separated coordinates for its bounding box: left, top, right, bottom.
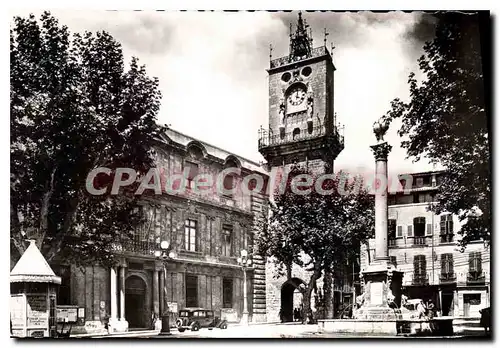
36, 168, 57, 249
302, 267, 321, 324
45, 197, 80, 262
324, 269, 334, 319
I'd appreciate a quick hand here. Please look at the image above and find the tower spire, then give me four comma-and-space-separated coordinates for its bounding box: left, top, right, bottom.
290, 11, 312, 60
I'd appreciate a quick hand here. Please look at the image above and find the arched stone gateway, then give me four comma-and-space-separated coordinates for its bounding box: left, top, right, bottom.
125, 275, 147, 328
280, 278, 305, 322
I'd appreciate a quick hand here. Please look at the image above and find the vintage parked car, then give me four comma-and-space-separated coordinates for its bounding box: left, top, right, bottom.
175, 308, 228, 332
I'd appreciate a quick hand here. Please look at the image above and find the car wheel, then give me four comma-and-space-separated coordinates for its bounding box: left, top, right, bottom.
178, 328, 185, 333
191, 322, 200, 331
220, 322, 227, 329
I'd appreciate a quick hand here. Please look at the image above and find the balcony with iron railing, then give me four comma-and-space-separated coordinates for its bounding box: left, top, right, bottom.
270, 46, 331, 69
112, 239, 161, 256
258, 124, 344, 151
467, 271, 485, 284
440, 234, 454, 243
412, 236, 428, 246
439, 272, 457, 284
412, 273, 429, 286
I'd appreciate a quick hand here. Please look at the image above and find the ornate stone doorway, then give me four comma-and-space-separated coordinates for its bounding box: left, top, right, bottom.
280, 278, 305, 322
125, 275, 147, 328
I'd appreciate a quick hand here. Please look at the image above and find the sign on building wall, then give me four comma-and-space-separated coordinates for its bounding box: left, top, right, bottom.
26, 294, 48, 328
10, 294, 26, 328
56, 306, 78, 323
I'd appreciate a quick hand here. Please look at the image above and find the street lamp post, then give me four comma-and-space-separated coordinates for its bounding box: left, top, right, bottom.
237, 249, 252, 325
154, 240, 175, 336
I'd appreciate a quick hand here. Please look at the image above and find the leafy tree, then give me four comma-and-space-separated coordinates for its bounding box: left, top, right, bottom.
255, 166, 374, 322
10, 12, 165, 266
382, 12, 490, 248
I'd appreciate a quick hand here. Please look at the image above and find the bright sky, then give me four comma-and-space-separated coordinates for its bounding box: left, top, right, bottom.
10, 10, 441, 177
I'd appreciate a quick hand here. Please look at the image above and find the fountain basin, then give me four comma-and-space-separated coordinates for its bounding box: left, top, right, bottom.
318, 317, 454, 336
318, 319, 398, 335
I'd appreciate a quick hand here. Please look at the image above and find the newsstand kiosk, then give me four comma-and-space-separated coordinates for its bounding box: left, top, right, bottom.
10, 240, 61, 338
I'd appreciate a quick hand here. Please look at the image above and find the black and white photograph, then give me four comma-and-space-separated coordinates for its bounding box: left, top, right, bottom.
8, 7, 492, 339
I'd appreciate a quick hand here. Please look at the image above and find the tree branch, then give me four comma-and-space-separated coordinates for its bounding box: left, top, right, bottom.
10, 200, 28, 259
46, 196, 80, 263
38, 167, 56, 248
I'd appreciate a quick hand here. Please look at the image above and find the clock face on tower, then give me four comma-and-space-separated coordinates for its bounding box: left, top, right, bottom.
287, 85, 306, 106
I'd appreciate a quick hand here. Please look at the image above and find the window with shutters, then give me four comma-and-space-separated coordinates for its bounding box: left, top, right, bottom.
469, 252, 482, 273
407, 225, 413, 238
413, 217, 426, 237
185, 274, 198, 307
425, 222, 433, 236
397, 225, 403, 238
440, 254, 455, 281
422, 176, 431, 186
468, 252, 485, 283
440, 214, 454, 243
413, 255, 427, 284
222, 225, 233, 257
388, 219, 396, 246
415, 177, 424, 188
184, 219, 198, 252
431, 175, 437, 187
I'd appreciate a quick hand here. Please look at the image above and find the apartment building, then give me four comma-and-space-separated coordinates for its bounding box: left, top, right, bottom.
360, 170, 490, 318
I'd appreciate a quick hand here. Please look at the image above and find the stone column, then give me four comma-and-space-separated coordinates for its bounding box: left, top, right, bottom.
110, 267, 118, 320
370, 142, 392, 264
153, 269, 160, 318
108, 266, 118, 333
119, 267, 126, 321
353, 128, 403, 328
241, 268, 249, 324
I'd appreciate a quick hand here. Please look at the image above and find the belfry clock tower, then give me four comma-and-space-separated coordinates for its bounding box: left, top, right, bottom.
257, 12, 345, 323
258, 12, 344, 175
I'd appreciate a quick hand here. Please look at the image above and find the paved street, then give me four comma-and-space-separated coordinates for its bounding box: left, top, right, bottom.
140, 323, 491, 339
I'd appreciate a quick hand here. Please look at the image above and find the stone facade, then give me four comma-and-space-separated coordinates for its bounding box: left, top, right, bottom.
259, 19, 345, 322
42, 128, 270, 332
360, 171, 490, 318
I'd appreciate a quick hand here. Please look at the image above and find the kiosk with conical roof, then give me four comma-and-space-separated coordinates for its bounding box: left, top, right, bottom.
10, 240, 61, 338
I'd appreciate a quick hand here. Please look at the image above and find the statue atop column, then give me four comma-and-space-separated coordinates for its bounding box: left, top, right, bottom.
372, 117, 389, 143
353, 117, 403, 323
